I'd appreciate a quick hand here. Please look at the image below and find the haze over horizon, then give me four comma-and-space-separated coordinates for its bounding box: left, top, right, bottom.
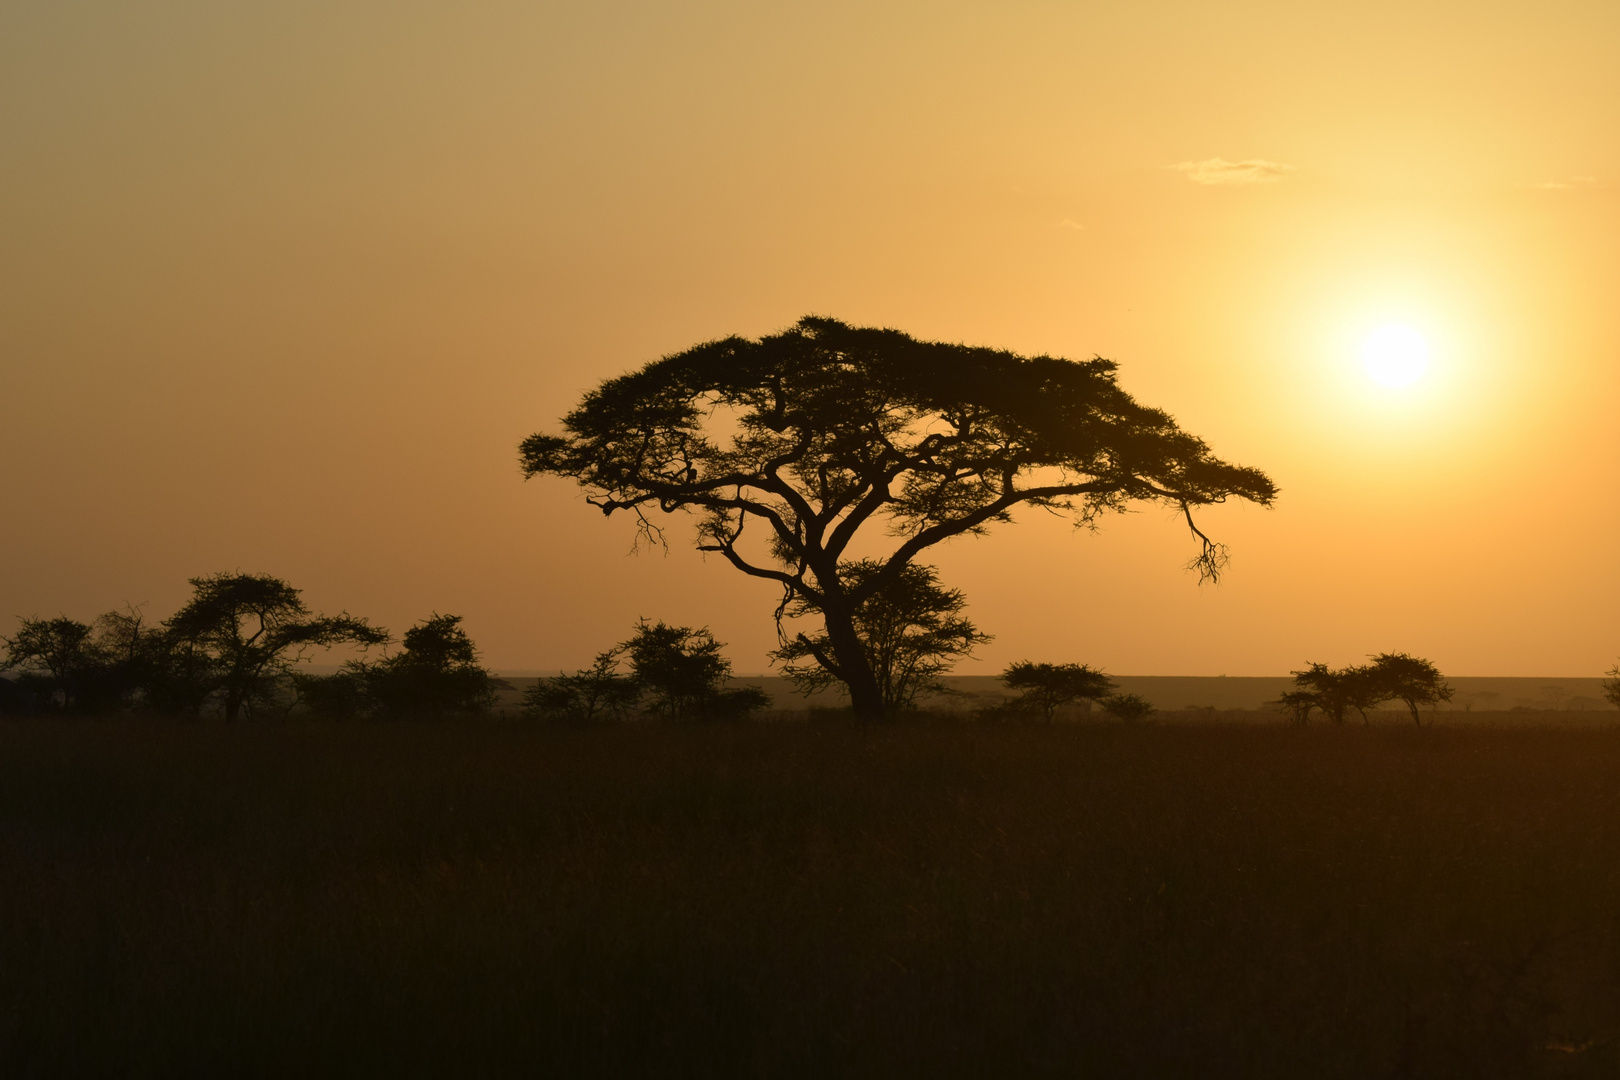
3, 0, 1616, 676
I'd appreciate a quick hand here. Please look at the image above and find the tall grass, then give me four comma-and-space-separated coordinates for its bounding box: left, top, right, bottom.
3, 718, 1620, 1077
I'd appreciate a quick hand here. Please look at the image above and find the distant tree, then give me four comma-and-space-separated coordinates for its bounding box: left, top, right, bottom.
1365, 652, 1452, 726
620, 621, 770, 722
1276, 689, 1317, 725
78, 607, 161, 713
1, 616, 100, 712
773, 561, 989, 715
1000, 661, 1115, 722
520, 316, 1275, 722
1100, 692, 1155, 722
523, 650, 641, 725
1605, 664, 1620, 710
1281, 662, 1381, 725
164, 573, 385, 721
142, 624, 219, 719
362, 614, 501, 720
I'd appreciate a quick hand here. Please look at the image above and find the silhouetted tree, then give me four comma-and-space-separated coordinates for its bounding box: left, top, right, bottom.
773, 560, 989, 714
164, 573, 385, 721
142, 624, 219, 719
78, 607, 161, 713
523, 650, 641, 724
1001, 661, 1115, 721
619, 621, 770, 722
1, 616, 98, 712
362, 614, 500, 720
521, 316, 1276, 722
1366, 652, 1452, 726
1101, 692, 1155, 722
1281, 662, 1381, 725
1605, 663, 1620, 710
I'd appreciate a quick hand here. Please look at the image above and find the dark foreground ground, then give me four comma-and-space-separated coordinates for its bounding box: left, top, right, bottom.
5, 717, 1620, 1078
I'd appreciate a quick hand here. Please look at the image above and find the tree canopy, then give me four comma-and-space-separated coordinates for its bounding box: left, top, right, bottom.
1280, 654, 1452, 726
165, 572, 385, 721
521, 315, 1276, 721
1001, 662, 1116, 722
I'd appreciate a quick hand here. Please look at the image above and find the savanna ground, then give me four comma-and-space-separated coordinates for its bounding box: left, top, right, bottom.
5, 713, 1620, 1078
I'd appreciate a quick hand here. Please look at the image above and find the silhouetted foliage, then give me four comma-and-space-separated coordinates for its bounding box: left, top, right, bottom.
523, 651, 640, 725
1000, 661, 1116, 721
72, 607, 165, 714
1281, 662, 1380, 725
1605, 663, 1620, 710
295, 614, 500, 721
2, 616, 108, 713
620, 621, 769, 722
164, 573, 385, 721
290, 667, 372, 722
520, 315, 1276, 721
364, 615, 500, 720
1100, 692, 1156, 722
1282, 654, 1453, 726
1367, 652, 1453, 726
773, 560, 989, 715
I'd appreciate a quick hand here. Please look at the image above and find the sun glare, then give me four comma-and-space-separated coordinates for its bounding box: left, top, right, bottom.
1360, 324, 1430, 388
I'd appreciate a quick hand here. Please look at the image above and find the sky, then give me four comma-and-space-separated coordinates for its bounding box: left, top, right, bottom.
2, 0, 1616, 675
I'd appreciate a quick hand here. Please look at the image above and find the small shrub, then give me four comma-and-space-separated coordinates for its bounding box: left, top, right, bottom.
1101, 692, 1155, 722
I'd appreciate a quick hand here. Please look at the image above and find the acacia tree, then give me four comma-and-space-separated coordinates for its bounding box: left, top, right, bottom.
620, 621, 770, 722
1366, 652, 1452, 726
1280, 662, 1380, 725
165, 572, 385, 721
521, 316, 1276, 722
774, 560, 989, 713
524, 650, 641, 725
1, 616, 99, 712
1605, 663, 1620, 710
363, 614, 500, 720
1001, 661, 1115, 721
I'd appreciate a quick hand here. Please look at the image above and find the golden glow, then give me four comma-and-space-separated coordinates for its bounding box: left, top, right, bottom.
1360, 325, 1430, 388
0, 1, 1615, 677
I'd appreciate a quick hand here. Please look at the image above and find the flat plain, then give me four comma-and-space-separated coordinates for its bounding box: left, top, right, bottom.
5, 714, 1620, 1077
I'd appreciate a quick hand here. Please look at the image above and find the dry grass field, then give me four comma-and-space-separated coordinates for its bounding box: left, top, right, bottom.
5, 714, 1620, 1077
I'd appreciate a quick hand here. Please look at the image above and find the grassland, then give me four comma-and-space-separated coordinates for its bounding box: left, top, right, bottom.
5, 715, 1620, 1077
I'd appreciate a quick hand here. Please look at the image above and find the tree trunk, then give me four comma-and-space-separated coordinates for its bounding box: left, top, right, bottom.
818, 602, 884, 723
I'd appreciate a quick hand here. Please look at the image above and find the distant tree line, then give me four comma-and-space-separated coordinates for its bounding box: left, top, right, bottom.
0, 573, 498, 721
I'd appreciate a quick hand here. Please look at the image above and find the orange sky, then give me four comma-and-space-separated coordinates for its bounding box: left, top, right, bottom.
3, 0, 1617, 675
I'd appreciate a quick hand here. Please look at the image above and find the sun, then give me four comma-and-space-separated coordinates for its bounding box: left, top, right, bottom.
1360, 324, 1430, 388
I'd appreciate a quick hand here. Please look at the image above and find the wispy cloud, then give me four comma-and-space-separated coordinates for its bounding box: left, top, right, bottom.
1174, 158, 1297, 185
1533, 175, 1601, 190
1053, 218, 1085, 231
